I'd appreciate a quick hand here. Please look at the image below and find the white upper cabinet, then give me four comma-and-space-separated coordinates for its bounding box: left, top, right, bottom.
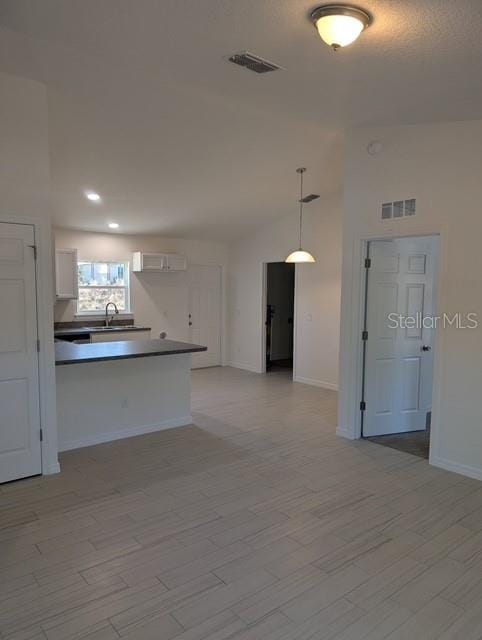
133, 252, 163, 271
55, 248, 78, 300
132, 251, 187, 272
165, 254, 187, 271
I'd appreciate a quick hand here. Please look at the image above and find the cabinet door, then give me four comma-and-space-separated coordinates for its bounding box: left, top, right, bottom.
165, 254, 187, 271
55, 249, 78, 299
141, 253, 164, 271
90, 330, 151, 343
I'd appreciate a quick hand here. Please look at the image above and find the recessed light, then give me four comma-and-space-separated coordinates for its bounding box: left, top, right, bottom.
311, 4, 371, 50
108, 222, 119, 229
86, 192, 101, 202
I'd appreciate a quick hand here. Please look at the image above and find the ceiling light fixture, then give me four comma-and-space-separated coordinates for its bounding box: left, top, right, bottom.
86, 191, 101, 202
108, 222, 119, 229
310, 4, 371, 51
285, 168, 316, 264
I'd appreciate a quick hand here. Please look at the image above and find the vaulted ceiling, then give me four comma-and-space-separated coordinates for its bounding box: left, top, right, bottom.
1, 1, 481, 239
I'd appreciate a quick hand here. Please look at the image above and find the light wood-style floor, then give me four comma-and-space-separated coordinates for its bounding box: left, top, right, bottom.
2, 367, 482, 639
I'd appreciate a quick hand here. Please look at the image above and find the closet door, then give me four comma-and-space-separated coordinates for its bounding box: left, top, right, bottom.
0, 223, 42, 482
188, 265, 221, 368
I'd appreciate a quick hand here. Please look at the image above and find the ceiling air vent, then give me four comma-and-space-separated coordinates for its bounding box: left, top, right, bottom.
227, 52, 280, 74
300, 194, 320, 203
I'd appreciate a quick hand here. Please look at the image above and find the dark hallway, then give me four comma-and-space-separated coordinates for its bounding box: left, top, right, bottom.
266, 262, 295, 372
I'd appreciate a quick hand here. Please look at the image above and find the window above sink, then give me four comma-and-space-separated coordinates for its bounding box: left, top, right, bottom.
77, 261, 131, 315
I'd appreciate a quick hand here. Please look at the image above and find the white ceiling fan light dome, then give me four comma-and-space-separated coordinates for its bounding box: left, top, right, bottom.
311, 4, 371, 50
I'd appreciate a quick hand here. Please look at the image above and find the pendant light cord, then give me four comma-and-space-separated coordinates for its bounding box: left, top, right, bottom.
298, 168, 305, 250
285, 167, 315, 263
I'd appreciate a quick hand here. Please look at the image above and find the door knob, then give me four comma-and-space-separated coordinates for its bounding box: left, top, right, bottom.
421, 345, 431, 352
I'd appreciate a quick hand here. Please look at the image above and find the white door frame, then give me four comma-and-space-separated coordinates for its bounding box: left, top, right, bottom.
340, 228, 445, 466
260, 261, 298, 377
0, 215, 59, 476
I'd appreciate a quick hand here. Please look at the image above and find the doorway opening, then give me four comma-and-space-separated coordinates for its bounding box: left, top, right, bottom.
265, 262, 295, 373
361, 236, 439, 460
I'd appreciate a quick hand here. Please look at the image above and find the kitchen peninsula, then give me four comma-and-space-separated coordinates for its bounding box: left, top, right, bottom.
55, 338, 206, 452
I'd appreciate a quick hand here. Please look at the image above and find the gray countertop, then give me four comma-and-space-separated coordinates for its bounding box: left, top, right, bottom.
55, 338, 207, 365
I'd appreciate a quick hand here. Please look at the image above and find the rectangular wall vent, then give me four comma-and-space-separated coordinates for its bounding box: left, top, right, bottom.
227, 52, 280, 74
381, 199, 416, 220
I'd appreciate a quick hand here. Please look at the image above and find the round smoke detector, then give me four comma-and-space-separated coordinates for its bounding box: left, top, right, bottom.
367, 140, 383, 155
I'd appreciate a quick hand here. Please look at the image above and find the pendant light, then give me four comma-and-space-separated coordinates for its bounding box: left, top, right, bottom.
285, 168, 316, 264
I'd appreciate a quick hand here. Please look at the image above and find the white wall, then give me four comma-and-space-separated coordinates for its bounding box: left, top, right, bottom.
0, 72, 59, 474
228, 191, 342, 389
340, 119, 482, 481
0, 73, 51, 216
54, 229, 229, 357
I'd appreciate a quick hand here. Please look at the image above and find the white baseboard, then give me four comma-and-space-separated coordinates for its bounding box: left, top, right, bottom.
226, 361, 262, 374
336, 426, 357, 440
430, 455, 482, 482
59, 416, 193, 452
293, 376, 339, 391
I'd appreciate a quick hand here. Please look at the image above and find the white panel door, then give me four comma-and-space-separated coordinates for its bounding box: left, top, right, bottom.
188, 265, 221, 368
363, 237, 437, 437
0, 223, 42, 482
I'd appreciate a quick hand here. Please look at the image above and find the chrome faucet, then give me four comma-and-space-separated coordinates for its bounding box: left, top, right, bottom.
105, 302, 119, 327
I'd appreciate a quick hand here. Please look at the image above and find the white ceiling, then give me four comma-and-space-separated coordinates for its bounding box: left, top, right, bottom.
1, 0, 481, 240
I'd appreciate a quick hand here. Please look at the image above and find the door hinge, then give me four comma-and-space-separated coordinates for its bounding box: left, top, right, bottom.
36, 339, 40, 352
362, 330, 368, 341
364, 257, 371, 269
29, 245, 37, 260
40, 429, 43, 442
360, 401, 366, 411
